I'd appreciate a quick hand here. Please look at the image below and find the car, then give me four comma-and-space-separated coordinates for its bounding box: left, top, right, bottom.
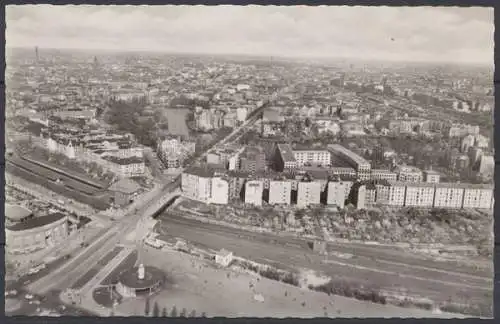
25, 293, 34, 300
5, 289, 18, 297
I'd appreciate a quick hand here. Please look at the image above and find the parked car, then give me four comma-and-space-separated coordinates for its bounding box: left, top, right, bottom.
25, 294, 34, 300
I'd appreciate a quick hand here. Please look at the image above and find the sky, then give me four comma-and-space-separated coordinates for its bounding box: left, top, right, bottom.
5, 5, 494, 65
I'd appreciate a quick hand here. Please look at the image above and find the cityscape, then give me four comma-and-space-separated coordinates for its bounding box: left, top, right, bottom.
4, 5, 494, 318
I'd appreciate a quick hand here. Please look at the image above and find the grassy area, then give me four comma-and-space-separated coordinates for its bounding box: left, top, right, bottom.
93, 287, 122, 308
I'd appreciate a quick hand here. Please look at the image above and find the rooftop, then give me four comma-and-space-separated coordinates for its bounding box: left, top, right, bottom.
328, 144, 370, 166
277, 143, 296, 163
7, 212, 67, 231
5, 204, 33, 221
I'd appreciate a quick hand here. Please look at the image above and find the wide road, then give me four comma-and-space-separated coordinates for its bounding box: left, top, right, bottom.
26, 184, 179, 295
158, 214, 492, 309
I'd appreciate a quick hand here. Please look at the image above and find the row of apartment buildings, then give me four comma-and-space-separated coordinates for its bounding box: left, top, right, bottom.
362, 180, 493, 209
181, 166, 354, 208
182, 166, 493, 210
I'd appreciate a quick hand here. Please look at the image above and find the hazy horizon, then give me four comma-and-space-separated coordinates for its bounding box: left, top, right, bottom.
6, 5, 494, 66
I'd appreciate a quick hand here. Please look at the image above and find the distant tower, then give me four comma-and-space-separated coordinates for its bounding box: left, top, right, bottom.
35, 46, 39, 63
93, 56, 99, 69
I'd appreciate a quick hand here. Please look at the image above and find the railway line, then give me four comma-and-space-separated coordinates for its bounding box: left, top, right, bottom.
6, 159, 109, 210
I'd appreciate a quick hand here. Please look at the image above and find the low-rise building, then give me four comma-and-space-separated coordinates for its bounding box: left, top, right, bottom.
371, 169, 397, 181
276, 144, 297, 171
423, 170, 441, 183
292, 147, 331, 167
108, 178, 141, 206
395, 166, 423, 183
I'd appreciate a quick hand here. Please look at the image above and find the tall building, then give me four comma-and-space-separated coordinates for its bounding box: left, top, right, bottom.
296, 181, 322, 207
210, 177, 229, 205
326, 181, 352, 208
404, 183, 435, 207
356, 184, 366, 209
433, 184, 465, 209
35, 46, 39, 62
268, 180, 292, 205
386, 181, 407, 206
462, 185, 494, 209
244, 180, 264, 206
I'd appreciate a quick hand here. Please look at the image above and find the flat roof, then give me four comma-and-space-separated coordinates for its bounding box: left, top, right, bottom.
277, 144, 296, 163
328, 144, 369, 166
5, 204, 33, 221
7, 212, 67, 231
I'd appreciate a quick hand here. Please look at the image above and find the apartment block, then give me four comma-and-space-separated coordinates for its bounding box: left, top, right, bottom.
462, 185, 493, 209
244, 180, 264, 206
297, 181, 322, 207
433, 184, 465, 208
326, 181, 353, 208
210, 177, 229, 205
292, 149, 331, 167
371, 169, 397, 181
404, 183, 435, 207
387, 181, 406, 207
268, 180, 292, 205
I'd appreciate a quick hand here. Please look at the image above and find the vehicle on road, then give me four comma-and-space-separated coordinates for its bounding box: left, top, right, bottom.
5, 289, 18, 297
25, 293, 34, 300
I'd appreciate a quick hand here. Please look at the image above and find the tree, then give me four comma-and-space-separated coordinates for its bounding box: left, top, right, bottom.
201, 312, 207, 317
161, 307, 168, 317
153, 301, 160, 317
170, 306, 178, 317
189, 310, 196, 317
180, 308, 187, 317
144, 297, 151, 316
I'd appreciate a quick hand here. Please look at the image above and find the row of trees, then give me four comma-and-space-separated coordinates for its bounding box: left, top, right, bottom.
144, 298, 206, 318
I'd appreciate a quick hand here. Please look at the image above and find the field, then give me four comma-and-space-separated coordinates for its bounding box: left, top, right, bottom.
165, 108, 190, 137
113, 248, 463, 318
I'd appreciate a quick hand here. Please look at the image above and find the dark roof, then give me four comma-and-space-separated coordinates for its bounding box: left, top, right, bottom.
102, 156, 144, 165
5, 204, 33, 221
7, 212, 67, 231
